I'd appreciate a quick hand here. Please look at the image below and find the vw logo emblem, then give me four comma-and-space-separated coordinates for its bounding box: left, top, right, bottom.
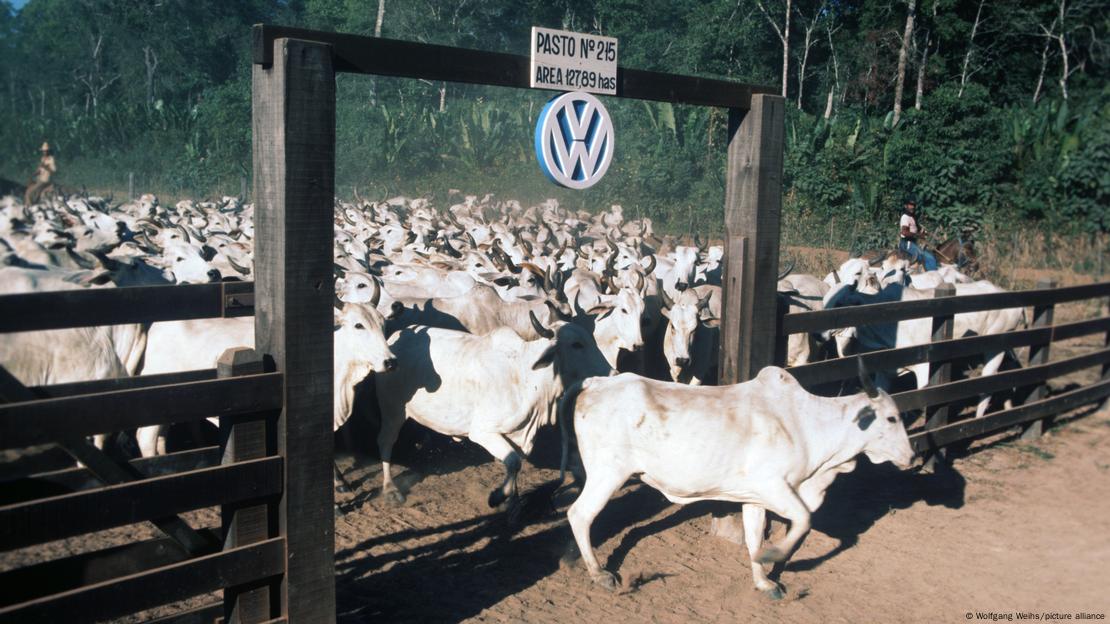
534, 91, 614, 190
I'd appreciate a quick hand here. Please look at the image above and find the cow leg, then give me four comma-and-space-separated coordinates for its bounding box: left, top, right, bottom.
753, 482, 812, 566
376, 409, 406, 505
741, 505, 783, 599
975, 351, 1006, 419
467, 431, 522, 509
567, 467, 628, 590
136, 425, 166, 458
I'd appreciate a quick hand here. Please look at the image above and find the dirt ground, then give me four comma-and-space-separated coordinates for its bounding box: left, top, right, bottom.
331, 393, 1110, 623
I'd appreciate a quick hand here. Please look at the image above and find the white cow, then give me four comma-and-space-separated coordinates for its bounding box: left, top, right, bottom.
372, 315, 613, 510
661, 286, 720, 385
558, 362, 913, 597
137, 303, 397, 473
822, 280, 1026, 418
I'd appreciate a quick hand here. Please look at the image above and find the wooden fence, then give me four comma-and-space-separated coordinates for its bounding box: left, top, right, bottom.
779, 279, 1110, 457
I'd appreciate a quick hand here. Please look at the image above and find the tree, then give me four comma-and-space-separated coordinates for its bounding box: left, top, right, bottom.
756, 0, 793, 98
893, 0, 917, 123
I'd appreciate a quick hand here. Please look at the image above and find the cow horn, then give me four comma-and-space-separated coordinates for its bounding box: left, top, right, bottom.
832, 270, 841, 284
633, 270, 645, 293
644, 254, 657, 275
465, 231, 478, 248
227, 256, 251, 276
777, 259, 795, 281
545, 299, 573, 322
136, 231, 162, 254
695, 233, 707, 254
369, 278, 382, 308
529, 310, 555, 339
659, 287, 675, 309
857, 357, 879, 399
66, 246, 96, 270
187, 226, 207, 243
442, 236, 461, 258
606, 236, 618, 253
173, 223, 190, 242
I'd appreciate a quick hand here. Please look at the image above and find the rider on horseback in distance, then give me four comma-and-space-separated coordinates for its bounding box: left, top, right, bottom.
898, 195, 937, 271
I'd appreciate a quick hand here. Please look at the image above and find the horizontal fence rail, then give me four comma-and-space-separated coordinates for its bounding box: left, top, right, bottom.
0, 456, 282, 551
782, 281, 1110, 335
252, 24, 776, 109
910, 378, 1110, 453
0, 537, 285, 624
891, 347, 1110, 412
0, 281, 254, 334
0, 373, 282, 450
788, 315, 1110, 388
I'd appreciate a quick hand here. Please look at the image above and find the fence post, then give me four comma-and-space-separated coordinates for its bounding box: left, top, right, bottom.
923, 283, 956, 469
1021, 278, 1057, 439
253, 36, 336, 623
218, 347, 275, 624
718, 93, 785, 384
1100, 295, 1109, 414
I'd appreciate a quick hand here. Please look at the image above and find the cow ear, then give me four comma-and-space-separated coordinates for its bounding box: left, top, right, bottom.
531, 344, 557, 370
701, 316, 720, 328
854, 406, 877, 430
586, 303, 613, 317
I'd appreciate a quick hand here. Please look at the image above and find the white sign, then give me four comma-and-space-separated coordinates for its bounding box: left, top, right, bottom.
534, 91, 614, 189
530, 27, 618, 95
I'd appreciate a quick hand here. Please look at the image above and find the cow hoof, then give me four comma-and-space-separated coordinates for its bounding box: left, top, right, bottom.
383, 487, 406, 506
488, 489, 508, 509
591, 570, 619, 591
755, 545, 786, 564
761, 585, 785, 601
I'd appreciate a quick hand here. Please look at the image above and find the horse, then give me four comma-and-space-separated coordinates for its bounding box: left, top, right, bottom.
931, 237, 979, 275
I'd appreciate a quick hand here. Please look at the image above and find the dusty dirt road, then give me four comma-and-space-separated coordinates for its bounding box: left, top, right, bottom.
332, 398, 1110, 623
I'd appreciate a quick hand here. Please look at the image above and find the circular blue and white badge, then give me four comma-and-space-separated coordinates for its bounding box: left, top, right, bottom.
534, 91, 614, 190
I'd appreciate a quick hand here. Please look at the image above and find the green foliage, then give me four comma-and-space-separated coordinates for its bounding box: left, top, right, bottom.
0, 0, 1105, 241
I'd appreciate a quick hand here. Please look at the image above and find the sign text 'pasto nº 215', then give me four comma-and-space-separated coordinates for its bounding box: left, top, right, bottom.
530, 27, 618, 95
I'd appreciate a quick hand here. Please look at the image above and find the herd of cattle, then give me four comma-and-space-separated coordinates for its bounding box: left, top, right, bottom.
0, 191, 1023, 597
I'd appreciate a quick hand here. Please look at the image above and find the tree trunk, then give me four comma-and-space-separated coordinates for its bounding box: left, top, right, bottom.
823, 87, 834, 119
1033, 33, 1051, 104
958, 0, 985, 98
915, 31, 930, 110
797, 25, 812, 109
782, 0, 792, 98
375, 0, 386, 37
1055, 0, 1069, 100
893, 0, 916, 125
439, 82, 446, 112
143, 46, 158, 108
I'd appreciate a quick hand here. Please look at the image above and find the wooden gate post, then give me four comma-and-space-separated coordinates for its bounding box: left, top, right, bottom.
924, 283, 956, 469
218, 347, 276, 624
253, 37, 336, 623
1021, 278, 1057, 439
718, 94, 785, 384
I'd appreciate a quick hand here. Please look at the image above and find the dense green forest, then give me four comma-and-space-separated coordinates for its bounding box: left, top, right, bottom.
0, 0, 1106, 248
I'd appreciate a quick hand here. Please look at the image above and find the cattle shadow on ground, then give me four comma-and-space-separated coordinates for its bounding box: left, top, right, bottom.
335, 513, 570, 622
785, 458, 966, 573
335, 481, 680, 621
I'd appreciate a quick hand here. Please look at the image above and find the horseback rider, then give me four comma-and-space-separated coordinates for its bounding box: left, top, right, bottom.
24, 142, 57, 207
898, 195, 937, 271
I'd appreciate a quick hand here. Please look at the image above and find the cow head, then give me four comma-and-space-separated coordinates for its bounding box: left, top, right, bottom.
574, 287, 645, 368
663, 288, 717, 373
854, 359, 914, 469
529, 315, 613, 386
